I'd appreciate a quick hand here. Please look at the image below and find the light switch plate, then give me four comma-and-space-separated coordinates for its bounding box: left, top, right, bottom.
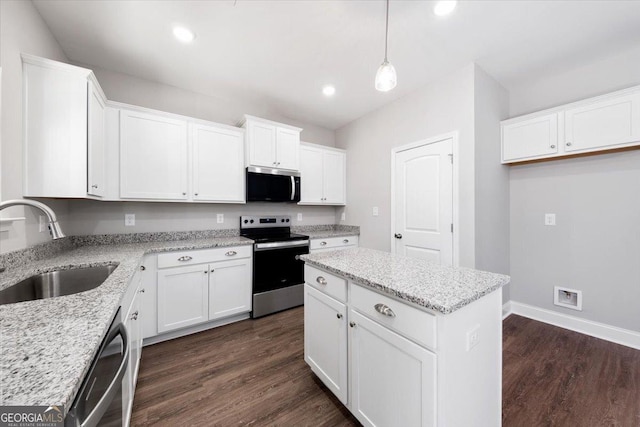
125, 214, 135, 227
297, 213, 303, 221
216, 214, 224, 224
544, 213, 556, 226
466, 324, 480, 351
341, 212, 346, 221
372, 207, 379, 217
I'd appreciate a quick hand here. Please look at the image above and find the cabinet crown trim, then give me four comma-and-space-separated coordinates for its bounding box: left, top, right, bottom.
240, 114, 303, 132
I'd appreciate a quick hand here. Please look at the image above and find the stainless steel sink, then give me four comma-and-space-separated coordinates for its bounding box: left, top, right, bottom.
0, 264, 118, 305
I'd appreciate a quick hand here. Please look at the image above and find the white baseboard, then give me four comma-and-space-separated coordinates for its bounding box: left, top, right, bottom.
143, 312, 250, 346
504, 301, 640, 350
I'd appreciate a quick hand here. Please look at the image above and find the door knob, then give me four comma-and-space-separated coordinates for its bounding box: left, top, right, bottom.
394, 233, 403, 239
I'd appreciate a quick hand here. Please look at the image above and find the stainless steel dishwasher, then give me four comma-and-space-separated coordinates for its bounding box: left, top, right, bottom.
65, 308, 129, 427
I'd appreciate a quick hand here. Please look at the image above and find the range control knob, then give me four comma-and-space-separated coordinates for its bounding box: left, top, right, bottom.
286, 218, 290, 222
244, 219, 248, 224
250, 219, 254, 224
281, 219, 285, 222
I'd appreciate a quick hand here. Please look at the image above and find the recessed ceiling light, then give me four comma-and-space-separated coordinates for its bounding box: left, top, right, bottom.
322, 85, 336, 97
433, 0, 457, 17
173, 26, 196, 43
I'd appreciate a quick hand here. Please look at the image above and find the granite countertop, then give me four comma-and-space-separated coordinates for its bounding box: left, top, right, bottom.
301, 247, 510, 315
303, 230, 360, 239
0, 236, 253, 414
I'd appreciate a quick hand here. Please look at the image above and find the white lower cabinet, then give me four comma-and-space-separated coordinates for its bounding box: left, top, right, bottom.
121, 270, 143, 426
154, 246, 253, 336
208, 258, 252, 321
349, 310, 436, 427
304, 285, 348, 404
157, 264, 210, 333
310, 236, 358, 253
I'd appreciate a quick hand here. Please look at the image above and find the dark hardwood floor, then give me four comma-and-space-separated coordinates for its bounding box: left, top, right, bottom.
131, 308, 640, 426
502, 315, 640, 426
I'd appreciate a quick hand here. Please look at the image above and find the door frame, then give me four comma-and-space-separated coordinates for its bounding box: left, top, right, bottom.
390, 131, 459, 267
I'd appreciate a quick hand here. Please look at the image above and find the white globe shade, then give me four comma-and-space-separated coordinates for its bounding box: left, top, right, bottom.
375, 61, 397, 92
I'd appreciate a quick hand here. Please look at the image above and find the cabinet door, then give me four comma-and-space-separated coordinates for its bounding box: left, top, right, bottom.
122, 281, 140, 425
120, 110, 188, 200
209, 258, 252, 321
565, 93, 640, 153
247, 120, 277, 167
349, 310, 436, 427
299, 146, 324, 204
87, 81, 106, 197
322, 151, 346, 205
275, 127, 300, 170
502, 113, 559, 162
304, 285, 348, 404
157, 265, 209, 333
192, 124, 245, 202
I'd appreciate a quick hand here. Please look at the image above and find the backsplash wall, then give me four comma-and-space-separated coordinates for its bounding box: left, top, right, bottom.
65, 200, 337, 236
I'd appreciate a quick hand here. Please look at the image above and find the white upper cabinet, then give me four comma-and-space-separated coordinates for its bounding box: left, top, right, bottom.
502, 86, 640, 164
23, 54, 107, 198
87, 80, 106, 197
565, 92, 640, 153
191, 123, 245, 203
502, 113, 559, 162
120, 110, 189, 200
299, 143, 346, 205
243, 115, 302, 171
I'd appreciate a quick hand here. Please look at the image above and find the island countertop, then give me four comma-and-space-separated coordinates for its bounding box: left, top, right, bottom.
300, 247, 510, 314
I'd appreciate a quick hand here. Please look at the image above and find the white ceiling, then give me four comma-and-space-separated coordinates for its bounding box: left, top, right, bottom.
33, 0, 640, 130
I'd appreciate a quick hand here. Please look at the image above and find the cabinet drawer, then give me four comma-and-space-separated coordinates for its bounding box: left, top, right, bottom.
351, 284, 436, 350
157, 245, 251, 269
305, 265, 347, 303
310, 235, 358, 251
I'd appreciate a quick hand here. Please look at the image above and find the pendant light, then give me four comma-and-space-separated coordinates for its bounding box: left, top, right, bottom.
375, 0, 397, 92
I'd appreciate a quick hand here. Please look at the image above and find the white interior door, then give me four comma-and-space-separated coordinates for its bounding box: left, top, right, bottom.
393, 138, 453, 265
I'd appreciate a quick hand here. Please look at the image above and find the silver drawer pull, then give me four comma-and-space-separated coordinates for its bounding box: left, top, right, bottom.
374, 303, 396, 318
225, 250, 237, 256
343, 239, 349, 244
320, 241, 327, 246
178, 256, 193, 262
316, 276, 327, 285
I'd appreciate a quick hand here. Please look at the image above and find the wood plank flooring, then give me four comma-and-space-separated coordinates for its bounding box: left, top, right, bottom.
131, 308, 640, 426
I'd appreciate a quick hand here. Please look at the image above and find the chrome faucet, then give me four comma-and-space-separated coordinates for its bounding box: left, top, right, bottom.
0, 199, 65, 239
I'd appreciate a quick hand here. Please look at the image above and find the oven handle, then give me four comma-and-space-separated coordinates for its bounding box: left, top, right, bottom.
255, 240, 310, 251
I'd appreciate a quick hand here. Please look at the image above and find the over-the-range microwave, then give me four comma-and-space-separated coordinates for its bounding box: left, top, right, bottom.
246, 167, 301, 203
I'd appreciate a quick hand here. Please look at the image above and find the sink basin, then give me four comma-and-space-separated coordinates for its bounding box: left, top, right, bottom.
0, 264, 118, 305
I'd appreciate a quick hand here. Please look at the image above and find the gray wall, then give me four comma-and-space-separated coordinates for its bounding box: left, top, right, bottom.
334, 64, 477, 267
508, 45, 640, 331
473, 66, 511, 301
509, 152, 640, 331
0, 0, 70, 253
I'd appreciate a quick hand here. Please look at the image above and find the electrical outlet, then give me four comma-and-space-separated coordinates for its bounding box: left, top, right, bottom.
125, 214, 135, 227
216, 214, 224, 224
466, 325, 480, 351
297, 213, 303, 221
341, 212, 346, 221
38, 215, 46, 233
372, 207, 379, 217
544, 213, 556, 226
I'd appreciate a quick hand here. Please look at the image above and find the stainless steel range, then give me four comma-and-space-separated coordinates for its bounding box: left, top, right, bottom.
240, 215, 309, 318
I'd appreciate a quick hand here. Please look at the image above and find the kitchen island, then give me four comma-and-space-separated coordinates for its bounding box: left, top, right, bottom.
300, 247, 510, 427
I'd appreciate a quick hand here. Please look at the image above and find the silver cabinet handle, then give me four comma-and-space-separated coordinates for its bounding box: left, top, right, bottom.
182, 192, 187, 196
138, 288, 145, 293
140, 265, 146, 271
343, 239, 349, 244
225, 250, 237, 256
178, 256, 193, 262
566, 142, 572, 146
550, 145, 556, 149
394, 233, 402, 239
194, 193, 199, 196
374, 303, 396, 317
320, 241, 327, 246
349, 322, 356, 328
316, 276, 327, 285
130, 311, 139, 320
204, 270, 208, 274
337, 313, 343, 319
91, 184, 98, 189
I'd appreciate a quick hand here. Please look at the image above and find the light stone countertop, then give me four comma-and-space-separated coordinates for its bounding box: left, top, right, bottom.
301, 247, 510, 315
302, 230, 360, 239
0, 236, 253, 415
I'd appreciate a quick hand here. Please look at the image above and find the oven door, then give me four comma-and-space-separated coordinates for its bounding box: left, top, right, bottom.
253, 240, 309, 293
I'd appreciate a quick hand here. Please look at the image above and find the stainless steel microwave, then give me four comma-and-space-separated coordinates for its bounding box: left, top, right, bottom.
246, 167, 301, 203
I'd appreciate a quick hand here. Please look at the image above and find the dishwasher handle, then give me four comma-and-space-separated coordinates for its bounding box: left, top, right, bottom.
79, 323, 130, 427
